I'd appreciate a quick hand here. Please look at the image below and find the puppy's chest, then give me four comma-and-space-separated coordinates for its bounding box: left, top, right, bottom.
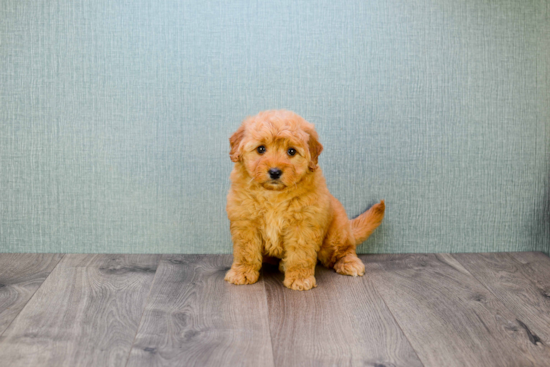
257, 204, 292, 258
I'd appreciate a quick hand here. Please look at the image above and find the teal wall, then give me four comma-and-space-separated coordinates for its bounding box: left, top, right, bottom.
1, 0, 549, 254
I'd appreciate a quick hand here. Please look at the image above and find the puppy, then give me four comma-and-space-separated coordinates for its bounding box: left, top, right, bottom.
225, 110, 385, 291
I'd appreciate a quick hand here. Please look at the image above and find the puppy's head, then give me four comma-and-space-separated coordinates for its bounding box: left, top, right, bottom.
229, 110, 323, 191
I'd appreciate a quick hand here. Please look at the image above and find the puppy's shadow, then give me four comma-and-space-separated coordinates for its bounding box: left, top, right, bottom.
261, 262, 283, 282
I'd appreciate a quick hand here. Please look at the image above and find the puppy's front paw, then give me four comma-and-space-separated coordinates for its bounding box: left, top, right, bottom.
224, 267, 259, 285
283, 275, 317, 291
334, 255, 365, 277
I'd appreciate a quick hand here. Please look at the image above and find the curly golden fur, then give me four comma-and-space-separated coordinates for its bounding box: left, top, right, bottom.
225, 110, 385, 291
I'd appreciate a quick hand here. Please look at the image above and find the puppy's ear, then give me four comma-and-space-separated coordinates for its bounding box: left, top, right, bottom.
307, 129, 323, 171
229, 125, 245, 162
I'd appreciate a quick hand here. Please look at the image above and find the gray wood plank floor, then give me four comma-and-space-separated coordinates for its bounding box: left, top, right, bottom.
263, 263, 423, 367
0, 252, 549, 367
0, 254, 64, 336
126, 255, 274, 367
362, 253, 550, 366
0, 255, 161, 367
453, 252, 550, 344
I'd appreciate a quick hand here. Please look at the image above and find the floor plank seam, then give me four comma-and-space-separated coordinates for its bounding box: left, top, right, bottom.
261, 268, 278, 367
508, 253, 549, 291
365, 269, 426, 367
450, 253, 527, 314
123, 255, 163, 367
0, 254, 66, 341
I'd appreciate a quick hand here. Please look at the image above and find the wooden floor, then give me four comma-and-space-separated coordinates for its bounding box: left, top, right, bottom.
0, 253, 549, 366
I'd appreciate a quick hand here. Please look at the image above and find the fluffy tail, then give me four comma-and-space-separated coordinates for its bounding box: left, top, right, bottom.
351, 200, 385, 244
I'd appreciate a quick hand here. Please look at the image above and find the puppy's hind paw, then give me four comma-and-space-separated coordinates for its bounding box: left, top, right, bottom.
224, 267, 259, 285
334, 255, 365, 277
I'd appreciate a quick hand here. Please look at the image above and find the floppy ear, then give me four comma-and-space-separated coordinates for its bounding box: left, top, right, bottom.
229, 125, 246, 162
307, 129, 323, 171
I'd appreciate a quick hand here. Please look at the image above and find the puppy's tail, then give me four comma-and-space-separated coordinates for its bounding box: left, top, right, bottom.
350, 200, 385, 245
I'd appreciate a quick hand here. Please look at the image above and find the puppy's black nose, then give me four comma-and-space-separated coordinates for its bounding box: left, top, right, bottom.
269, 168, 282, 180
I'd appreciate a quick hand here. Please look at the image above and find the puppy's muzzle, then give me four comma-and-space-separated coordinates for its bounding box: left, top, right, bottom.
268, 168, 282, 180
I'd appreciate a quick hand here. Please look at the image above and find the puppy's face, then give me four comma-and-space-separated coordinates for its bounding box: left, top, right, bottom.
229, 110, 323, 191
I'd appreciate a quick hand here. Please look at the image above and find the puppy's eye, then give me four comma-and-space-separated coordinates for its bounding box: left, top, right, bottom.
287, 148, 297, 156
257, 145, 266, 154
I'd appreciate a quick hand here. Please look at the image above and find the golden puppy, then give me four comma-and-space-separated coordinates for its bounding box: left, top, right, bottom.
225, 110, 385, 291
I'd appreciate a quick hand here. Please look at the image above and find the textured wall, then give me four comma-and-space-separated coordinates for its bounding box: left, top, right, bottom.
1, 0, 549, 254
